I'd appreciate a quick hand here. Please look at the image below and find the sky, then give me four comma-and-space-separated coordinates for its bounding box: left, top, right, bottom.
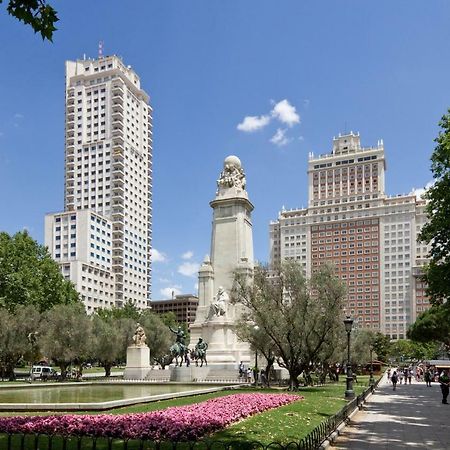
0, 1, 449, 300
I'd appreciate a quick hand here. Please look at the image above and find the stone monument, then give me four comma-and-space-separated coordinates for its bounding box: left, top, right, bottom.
190, 155, 254, 368
123, 323, 151, 379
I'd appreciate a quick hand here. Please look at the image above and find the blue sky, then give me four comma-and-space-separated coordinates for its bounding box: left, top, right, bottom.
0, 1, 449, 300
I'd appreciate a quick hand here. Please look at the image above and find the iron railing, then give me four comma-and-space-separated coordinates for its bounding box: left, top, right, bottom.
0, 380, 380, 450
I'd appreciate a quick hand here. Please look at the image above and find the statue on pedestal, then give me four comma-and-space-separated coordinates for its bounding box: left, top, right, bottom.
169, 326, 188, 367
191, 337, 208, 367
132, 323, 146, 347
207, 286, 228, 320
217, 156, 246, 193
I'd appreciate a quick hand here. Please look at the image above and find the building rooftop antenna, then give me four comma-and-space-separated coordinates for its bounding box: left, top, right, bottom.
98, 40, 104, 59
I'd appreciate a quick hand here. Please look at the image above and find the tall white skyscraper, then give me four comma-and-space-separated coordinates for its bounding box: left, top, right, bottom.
45, 55, 152, 313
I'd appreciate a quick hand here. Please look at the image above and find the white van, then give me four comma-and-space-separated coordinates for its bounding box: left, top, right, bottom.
30, 365, 54, 380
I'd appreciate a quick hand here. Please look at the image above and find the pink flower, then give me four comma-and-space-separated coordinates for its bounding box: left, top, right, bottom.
0, 393, 302, 441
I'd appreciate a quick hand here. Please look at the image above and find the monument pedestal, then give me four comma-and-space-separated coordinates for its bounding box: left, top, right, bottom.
123, 345, 151, 380
169, 366, 209, 382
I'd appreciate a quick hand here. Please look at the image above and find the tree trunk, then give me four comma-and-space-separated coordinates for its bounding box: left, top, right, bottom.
6, 362, 15, 381
104, 363, 112, 377
288, 368, 301, 391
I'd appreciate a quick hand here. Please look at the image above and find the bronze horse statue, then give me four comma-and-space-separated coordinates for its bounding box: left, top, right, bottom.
190, 348, 208, 367
169, 342, 188, 367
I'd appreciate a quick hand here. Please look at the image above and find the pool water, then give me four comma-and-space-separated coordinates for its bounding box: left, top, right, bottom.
0, 384, 212, 404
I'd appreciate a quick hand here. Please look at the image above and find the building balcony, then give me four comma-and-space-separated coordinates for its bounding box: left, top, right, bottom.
112, 84, 124, 95
112, 128, 123, 138
112, 110, 124, 121
113, 233, 124, 243
66, 161, 75, 170
113, 143, 125, 155
66, 96, 75, 105
112, 184, 124, 194
112, 209, 124, 222
112, 176, 124, 186
112, 168, 124, 178
66, 113, 75, 123
112, 103, 124, 113
66, 154, 75, 163
112, 120, 123, 130
66, 128, 75, 138
66, 137, 75, 146
67, 104, 75, 113
112, 95, 123, 105
112, 136, 124, 146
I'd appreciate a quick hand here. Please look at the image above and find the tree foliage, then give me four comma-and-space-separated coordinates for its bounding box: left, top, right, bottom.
38, 303, 92, 378
408, 306, 450, 354
1, 0, 58, 41
0, 305, 40, 380
419, 109, 450, 305
0, 231, 79, 312
232, 261, 346, 390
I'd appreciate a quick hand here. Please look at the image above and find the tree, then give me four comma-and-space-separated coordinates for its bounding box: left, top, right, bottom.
139, 310, 173, 367
0, 231, 79, 312
1, 0, 58, 41
372, 332, 391, 363
232, 261, 346, 390
408, 306, 450, 355
38, 303, 92, 378
90, 315, 125, 377
0, 305, 40, 380
419, 109, 450, 305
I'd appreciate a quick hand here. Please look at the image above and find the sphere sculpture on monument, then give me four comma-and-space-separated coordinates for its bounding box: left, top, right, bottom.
217, 155, 246, 192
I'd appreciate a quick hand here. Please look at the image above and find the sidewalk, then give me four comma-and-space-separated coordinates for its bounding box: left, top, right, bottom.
332, 376, 450, 449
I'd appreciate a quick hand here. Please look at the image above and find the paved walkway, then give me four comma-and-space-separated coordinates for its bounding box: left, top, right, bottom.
332, 375, 450, 449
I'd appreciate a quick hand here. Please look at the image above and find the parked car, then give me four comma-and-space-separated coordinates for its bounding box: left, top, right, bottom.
30, 365, 56, 381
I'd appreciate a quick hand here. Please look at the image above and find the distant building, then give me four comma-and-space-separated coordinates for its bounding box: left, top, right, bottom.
151, 295, 199, 324
45, 54, 153, 313
269, 132, 431, 339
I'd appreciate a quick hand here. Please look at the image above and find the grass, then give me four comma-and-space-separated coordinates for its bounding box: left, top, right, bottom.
0, 376, 375, 449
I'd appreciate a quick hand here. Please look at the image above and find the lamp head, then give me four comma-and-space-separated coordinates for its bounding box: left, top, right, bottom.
343, 316, 354, 333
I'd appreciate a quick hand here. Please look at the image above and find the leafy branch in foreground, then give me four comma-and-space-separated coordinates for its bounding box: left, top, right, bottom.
2, 0, 58, 41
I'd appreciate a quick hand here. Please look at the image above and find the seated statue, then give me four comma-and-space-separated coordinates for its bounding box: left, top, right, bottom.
132, 323, 146, 347
208, 286, 228, 319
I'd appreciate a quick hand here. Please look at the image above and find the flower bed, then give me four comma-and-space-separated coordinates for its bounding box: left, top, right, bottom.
0, 393, 301, 441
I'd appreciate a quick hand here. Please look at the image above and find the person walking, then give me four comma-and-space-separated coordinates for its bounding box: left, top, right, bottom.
387, 368, 391, 383
438, 368, 449, 404
391, 370, 398, 391
424, 369, 432, 387
408, 368, 412, 385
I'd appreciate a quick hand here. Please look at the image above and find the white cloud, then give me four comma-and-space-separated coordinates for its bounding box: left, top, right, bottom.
237, 115, 271, 132
160, 286, 182, 299
271, 99, 300, 127
178, 262, 200, 277
14, 113, 24, 119
410, 181, 434, 199
270, 128, 290, 147
151, 248, 167, 263
182, 250, 193, 260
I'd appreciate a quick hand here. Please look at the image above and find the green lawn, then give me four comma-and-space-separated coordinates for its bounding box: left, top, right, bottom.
0, 376, 376, 449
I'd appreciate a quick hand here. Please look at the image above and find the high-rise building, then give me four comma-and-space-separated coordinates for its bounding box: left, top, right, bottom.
270, 132, 430, 339
45, 55, 152, 313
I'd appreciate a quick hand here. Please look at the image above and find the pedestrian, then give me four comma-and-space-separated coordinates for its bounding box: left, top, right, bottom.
399, 370, 404, 385
391, 370, 398, 391
238, 361, 244, 378
387, 368, 391, 383
425, 369, 432, 387
408, 368, 412, 384
246, 367, 252, 383
438, 368, 449, 404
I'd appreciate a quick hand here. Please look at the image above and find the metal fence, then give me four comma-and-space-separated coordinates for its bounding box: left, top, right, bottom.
0, 382, 379, 450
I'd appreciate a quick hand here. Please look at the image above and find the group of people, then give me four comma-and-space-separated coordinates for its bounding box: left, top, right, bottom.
387, 366, 450, 404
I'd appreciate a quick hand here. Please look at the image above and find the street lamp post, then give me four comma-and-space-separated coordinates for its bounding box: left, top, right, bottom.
369, 346, 375, 387
343, 316, 355, 399
253, 325, 259, 385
